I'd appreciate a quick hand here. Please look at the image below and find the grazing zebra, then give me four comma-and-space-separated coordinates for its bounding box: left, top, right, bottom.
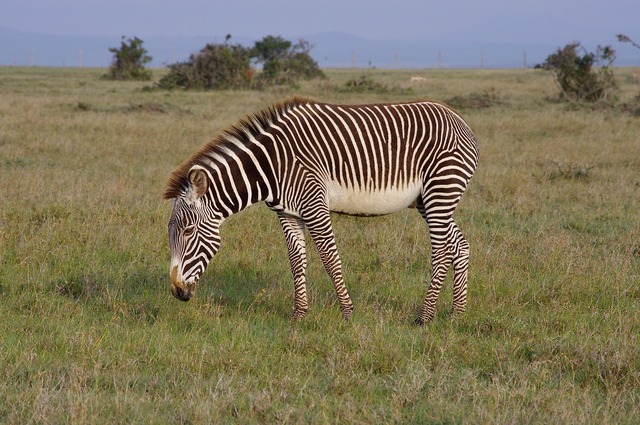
164, 97, 478, 324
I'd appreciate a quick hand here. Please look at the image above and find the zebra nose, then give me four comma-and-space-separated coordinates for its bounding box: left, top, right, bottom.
173, 285, 191, 302
170, 266, 192, 301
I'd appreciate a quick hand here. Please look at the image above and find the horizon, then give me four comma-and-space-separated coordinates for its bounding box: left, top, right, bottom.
2, 0, 640, 68
2, 27, 640, 69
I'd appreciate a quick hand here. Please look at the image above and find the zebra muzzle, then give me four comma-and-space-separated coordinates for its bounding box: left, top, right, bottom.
170, 266, 194, 302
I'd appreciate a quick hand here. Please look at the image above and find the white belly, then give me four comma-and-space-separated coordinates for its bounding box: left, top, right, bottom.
326, 179, 421, 216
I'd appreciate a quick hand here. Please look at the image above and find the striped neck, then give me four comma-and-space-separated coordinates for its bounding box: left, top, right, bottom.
197, 132, 277, 217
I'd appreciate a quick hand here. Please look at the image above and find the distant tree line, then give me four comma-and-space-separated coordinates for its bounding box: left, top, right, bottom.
105, 34, 324, 89
106, 34, 638, 108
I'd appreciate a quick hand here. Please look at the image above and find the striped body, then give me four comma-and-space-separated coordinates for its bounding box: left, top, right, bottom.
164, 97, 478, 324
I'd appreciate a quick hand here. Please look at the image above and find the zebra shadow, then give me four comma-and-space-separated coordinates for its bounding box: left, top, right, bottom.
196, 264, 293, 318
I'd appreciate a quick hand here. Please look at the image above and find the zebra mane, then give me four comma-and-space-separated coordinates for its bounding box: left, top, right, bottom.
163, 96, 314, 200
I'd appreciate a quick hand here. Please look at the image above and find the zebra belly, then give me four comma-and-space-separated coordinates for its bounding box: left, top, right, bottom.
326, 179, 422, 216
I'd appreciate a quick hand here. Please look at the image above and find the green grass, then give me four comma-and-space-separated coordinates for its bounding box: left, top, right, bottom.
1, 66, 639, 423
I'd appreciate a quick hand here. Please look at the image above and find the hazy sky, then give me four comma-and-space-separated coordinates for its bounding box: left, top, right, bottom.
2, 0, 638, 43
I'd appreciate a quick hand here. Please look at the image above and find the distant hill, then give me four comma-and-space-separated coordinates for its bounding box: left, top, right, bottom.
0, 27, 254, 68
1, 27, 638, 68
307, 32, 555, 68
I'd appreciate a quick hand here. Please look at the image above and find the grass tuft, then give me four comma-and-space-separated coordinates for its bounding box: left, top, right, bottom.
545, 159, 594, 181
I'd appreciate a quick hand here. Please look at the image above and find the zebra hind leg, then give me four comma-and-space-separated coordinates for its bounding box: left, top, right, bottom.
450, 225, 470, 318
277, 213, 309, 319
414, 221, 453, 325
415, 189, 469, 325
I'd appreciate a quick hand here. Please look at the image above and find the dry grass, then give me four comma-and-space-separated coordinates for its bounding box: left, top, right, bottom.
1, 66, 639, 423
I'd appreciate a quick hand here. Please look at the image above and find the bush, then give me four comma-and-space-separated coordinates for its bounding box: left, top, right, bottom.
157, 35, 324, 90
105, 36, 152, 81
158, 41, 253, 90
342, 75, 389, 93
253, 37, 325, 85
335, 74, 413, 96
445, 91, 499, 110
621, 93, 640, 117
537, 42, 616, 102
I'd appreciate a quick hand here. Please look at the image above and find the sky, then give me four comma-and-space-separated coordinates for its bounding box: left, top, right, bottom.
2, 0, 638, 41
2, 0, 640, 67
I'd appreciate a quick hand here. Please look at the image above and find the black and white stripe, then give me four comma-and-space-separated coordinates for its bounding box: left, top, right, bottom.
165, 97, 478, 323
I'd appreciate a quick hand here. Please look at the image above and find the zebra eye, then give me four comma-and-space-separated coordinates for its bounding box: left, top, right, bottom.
183, 226, 196, 237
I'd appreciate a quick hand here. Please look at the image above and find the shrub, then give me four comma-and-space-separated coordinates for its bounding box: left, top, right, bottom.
342, 75, 388, 93
445, 91, 499, 110
620, 94, 640, 117
158, 41, 253, 90
253, 36, 325, 85
157, 35, 323, 90
106, 36, 152, 81
537, 42, 616, 102
335, 74, 413, 96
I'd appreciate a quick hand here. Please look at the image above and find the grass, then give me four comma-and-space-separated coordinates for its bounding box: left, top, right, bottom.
1, 66, 639, 423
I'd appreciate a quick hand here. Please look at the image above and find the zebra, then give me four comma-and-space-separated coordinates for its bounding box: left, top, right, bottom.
164, 97, 478, 324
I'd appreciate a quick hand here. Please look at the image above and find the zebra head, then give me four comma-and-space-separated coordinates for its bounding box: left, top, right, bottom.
167, 166, 222, 301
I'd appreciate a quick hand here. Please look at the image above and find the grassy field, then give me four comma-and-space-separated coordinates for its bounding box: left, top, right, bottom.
1, 66, 639, 423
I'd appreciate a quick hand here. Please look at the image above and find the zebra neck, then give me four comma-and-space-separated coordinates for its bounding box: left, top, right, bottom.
202, 135, 277, 217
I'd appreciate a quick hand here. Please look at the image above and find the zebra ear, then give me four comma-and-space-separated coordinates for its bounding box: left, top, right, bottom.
187, 165, 208, 201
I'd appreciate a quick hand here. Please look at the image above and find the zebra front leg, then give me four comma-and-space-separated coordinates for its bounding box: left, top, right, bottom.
277, 213, 309, 319
305, 208, 354, 320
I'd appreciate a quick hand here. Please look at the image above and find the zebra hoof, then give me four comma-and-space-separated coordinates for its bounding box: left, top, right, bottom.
291, 309, 308, 320
414, 314, 434, 326
340, 306, 354, 320
451, 309, 466, 319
